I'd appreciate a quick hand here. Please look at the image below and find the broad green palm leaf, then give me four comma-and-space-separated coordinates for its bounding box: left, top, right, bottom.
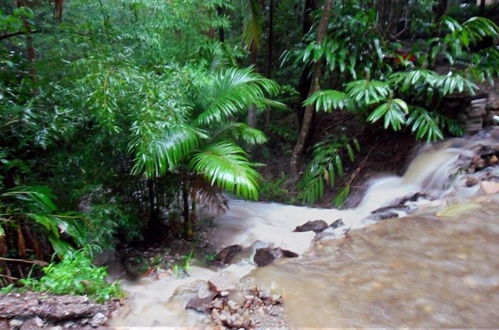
189, 141, 260, 200
131, 124, 208, 178
195, 67, 280, 125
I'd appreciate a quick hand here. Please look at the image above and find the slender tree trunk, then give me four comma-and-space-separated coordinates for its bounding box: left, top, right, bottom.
290, 0, 333, 175
182, 179, 192, 240
54, 0, 64, 23
16, 0, 37, 86
433, 0, 448, 21
217, 6, 225, 42
297, 0, 317, 130
247, 43, 258, 128
147, 178, 158, 224
264, 0, 274, 129
479, 0, 485, 16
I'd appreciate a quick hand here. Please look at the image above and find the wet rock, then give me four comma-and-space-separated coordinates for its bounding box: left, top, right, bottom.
330, 219, 345, 229
254, 248, 283, 267
186, 280, 218, 313
170, 280, 209, 305
213, 245, 242, 266
9, 319, 23, 329
186, 292, 217, 313
90, 312, 107, 326
368, 210, 401, 222
293, 220, 329, 233
208, 270, 239, 292
466, 177, 479, 187
281, 249, 299, 258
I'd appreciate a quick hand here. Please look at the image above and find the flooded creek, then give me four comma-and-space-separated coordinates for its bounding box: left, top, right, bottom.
113, 131, 499, 328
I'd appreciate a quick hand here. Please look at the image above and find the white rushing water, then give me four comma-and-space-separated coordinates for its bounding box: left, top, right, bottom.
112, 129, 499, 328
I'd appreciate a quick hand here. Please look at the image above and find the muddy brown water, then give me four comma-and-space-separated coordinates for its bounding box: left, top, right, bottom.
251, 196, 499, 328
112, 131, 499, 328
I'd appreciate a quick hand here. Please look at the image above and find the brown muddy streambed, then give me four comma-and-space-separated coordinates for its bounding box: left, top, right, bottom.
112, 132, 499, 328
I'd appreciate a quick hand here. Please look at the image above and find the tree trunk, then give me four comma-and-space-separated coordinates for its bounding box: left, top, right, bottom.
217, 6, 225, 42
433, 0, 448, 21
247, 43, 258, 127
54, 0, 64, 23
147, 178, 158, 224
479, 0, 485, 16
296, 0, 317, 130
182, 179, 193, 240
264, 0, 274, 129
290, 0, 333, 175
16, 0, 37, 85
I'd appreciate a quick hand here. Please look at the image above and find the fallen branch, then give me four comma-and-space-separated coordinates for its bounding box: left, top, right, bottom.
0, 257, 48, 266
0, 273, 20, 281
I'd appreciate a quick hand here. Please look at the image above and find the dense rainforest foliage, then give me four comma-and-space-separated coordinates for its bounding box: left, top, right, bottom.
0, 0, 497, 295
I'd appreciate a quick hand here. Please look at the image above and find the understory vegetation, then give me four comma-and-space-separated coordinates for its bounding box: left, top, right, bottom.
0, 0, 497, 297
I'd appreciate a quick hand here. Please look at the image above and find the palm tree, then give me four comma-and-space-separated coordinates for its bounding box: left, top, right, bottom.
130, 67, 280, 238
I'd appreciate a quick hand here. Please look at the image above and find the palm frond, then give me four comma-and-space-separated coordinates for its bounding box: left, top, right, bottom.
131, 124, 207, 177
432, 72, 478, 96
304, 89, 353, 111
213, 122, 268, 145
368, 98, 408, 131
389, 69, 437, 91
242, 0, 264, 50
189, 141, 261, 200
406, 107, 444, 142
346, 80, 391, 105
195, 67, 279, 125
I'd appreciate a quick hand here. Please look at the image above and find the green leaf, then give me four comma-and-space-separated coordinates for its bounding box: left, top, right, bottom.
368, 99, 408, 131
189, 141, 261, 200
346, 80, 390, 105
195, 67, 280, 125
304, 90, 353, 112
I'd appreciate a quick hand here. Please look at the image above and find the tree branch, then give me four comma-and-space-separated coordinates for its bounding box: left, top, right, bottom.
0, 30, 40, 41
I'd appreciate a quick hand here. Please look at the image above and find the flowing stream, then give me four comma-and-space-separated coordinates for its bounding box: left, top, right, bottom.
112, 130, 499, 328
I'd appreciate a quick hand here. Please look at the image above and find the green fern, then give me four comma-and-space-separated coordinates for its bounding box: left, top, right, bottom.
299, 137, 360, 204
